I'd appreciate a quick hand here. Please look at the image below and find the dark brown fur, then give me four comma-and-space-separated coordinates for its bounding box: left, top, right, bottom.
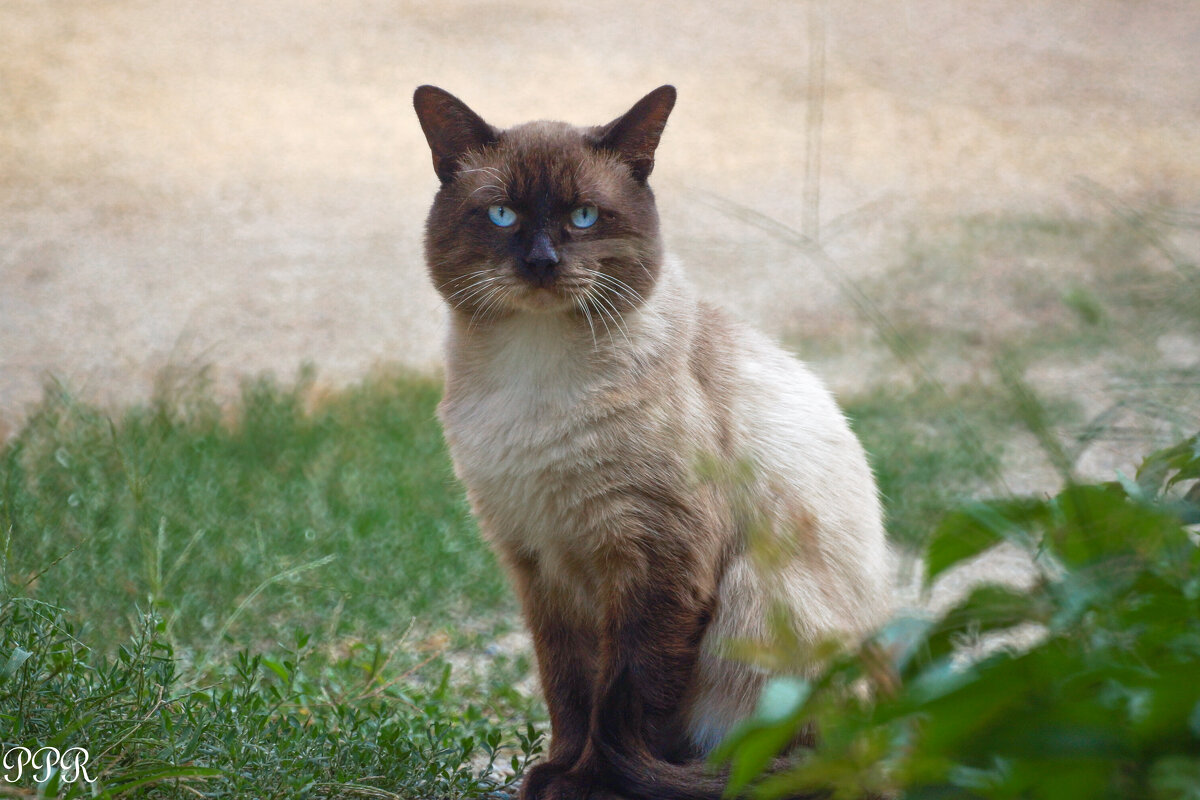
417, 86, 667, 327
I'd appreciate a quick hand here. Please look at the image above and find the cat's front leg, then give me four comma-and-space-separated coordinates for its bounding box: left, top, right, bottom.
562, 538, 728, 800
517, 620, 594, 800
506, 552, 598, 800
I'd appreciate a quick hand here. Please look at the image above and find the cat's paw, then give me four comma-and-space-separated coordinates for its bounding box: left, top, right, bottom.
522, 765, 621, 800
518, 761, 571, 800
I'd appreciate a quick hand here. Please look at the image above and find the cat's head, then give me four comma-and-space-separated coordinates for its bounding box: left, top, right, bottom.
413, 85, 675, 322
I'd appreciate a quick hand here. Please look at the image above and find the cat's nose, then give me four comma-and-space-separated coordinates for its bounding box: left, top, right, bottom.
521, 231, 559, 286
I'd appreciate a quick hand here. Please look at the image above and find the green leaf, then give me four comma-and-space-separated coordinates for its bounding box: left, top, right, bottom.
711, 678, 816, 795
1137, 434, 1200, 494
926, 497, 1048, 584
720, 721, 799, 797
1151, 756, 1200, 800
925, 505, 1007, 584
919, 583, 1048, 664
261, 657, 290, 684
102, 766, 223, 795
903, 657, 979, 708
754, 676, 811, 724
2, 645, 34, 678
1049, 484, 1183, 568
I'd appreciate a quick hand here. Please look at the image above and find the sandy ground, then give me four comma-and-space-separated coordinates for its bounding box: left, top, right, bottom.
3, 0, 1198, 427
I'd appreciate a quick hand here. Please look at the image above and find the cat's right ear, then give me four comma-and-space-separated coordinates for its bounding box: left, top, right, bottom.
594, 85, 677, 183
413, 86, 498, 183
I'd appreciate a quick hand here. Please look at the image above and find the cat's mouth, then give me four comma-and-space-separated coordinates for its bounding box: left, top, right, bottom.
513, 283, 575, 311
445, 266, 637, 321
443, 272, 588, 316
509, 276, 593, 313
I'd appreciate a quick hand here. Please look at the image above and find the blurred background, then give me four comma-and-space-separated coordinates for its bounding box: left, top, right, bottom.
2, 0, 1198, 478
2, 1, 1190, 419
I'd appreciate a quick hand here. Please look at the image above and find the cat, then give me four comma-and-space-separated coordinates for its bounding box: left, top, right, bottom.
413, 84, 891, 800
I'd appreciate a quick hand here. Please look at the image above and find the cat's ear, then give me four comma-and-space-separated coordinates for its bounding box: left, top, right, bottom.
594, 85, 677, 183
413, 86, 499, 183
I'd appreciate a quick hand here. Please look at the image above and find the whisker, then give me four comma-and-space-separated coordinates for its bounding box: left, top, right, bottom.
474, 285, 510, 330
467, 285, 502, 334
458, 183, 509, 211
458, 166, 506, 180
467, 183, 505, 197
605, 266, 647, 300
446, 274, 496, 294
447, 269, 494, 285
588, 270, 644, 306
589, 288, 631, 349
583, 269, 644, 320
587, 292, 616, 342
448, 279, 501, 309
634, 258, 655, 286
582, 265, 637, 293
447, 275, 503, 303
575, 295, 598, 349
451, 286, 500, 314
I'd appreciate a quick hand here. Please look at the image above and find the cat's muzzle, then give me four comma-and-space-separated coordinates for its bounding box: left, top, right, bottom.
518, 230, 560, 288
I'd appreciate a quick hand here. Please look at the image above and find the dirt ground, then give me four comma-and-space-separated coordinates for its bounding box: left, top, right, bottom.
2, 0, 1199, 425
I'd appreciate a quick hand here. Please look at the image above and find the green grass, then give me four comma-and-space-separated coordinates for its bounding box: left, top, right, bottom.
1, 598, 542, 799
845, 380, 1052, 551
3, 365, 1194, 797
0, 357, 1029, 796
806, 200, 1199, 553
1, 370, 538, 798
2, 367, 510, 656
876, 207, 1200, 365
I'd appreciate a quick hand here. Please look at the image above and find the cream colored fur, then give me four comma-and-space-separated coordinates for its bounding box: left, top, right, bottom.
438, 255, 891, 753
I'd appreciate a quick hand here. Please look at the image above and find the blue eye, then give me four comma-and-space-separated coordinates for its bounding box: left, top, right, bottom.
570, 205, 599, 229
487, 205, 517, 227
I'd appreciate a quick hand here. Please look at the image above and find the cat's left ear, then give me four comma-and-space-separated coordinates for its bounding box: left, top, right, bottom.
594, 85, 677, 183
413, 85, 499, 183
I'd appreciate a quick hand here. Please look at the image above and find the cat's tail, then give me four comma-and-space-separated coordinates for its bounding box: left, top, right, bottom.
592, 668, 828, 800
595, 743, 730, 800
595, 739, 831, 800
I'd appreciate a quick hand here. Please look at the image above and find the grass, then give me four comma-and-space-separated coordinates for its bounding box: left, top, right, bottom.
2, 367, 510, 656
2, 357, 1188, 797
1, 369, 537, 798
1, 598, 542, 799
792, 197, 1199, 552
880, 208, 1200, 364
844, 380, 1042, 550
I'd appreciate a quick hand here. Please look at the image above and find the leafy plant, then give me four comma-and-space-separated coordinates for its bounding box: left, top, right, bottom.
0, 601, 541, 798
716, 433, 1200, 799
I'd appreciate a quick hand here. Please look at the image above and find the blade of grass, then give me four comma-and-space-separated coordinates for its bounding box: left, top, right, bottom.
202, 554, 336, 667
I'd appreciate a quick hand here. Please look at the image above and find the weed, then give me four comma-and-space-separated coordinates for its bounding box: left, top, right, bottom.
0, 601, 541, 798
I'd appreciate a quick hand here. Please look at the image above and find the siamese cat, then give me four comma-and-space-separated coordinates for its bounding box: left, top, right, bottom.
413, 84, 891, 800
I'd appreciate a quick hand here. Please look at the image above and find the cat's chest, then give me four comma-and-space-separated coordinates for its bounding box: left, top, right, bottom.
440, 379, 593, 494
439, 319, 613, 547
